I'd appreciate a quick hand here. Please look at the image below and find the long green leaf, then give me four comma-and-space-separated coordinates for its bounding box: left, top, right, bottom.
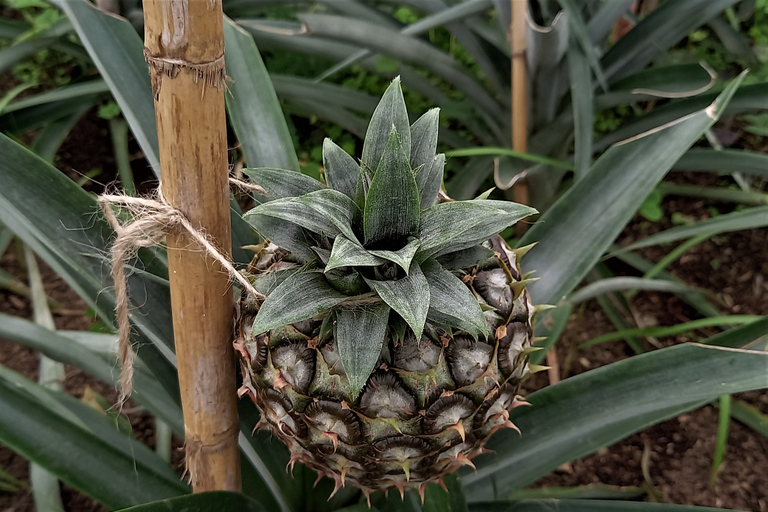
580, 316, 761, 348
224, 19, 299, 171
323, 138, 361, 200
120, 491, 268, 512
0, 367, 188, 510
251, 272, 348, 335
673, 148, 768, 178
245, 189, 360, 243
730, 400, 768, 438
369, 237, 421, 273
596, 83, 767, 151
566, 40, 593, 179
335, 303, 390, 398
364, 128, 421, 245
472, 500, 742, 511
569, 278, 697, 305
422, 259, 486, 338
0, 134, 180, 400
613, 206, 768, 255
326, 236, 386, 272
242, 167, 323, 201
601, 0, 739, 81
556, 0, 607, 90
365, 263, 429, 340
461, 341, 768, 500
0, 313, 181, 434
298, 14, 503, 126
418, 201, 536, 259
53, 0, 160, 172
410, 108, 440, 173
361, 77, 411, 174
519, 75, 744, 305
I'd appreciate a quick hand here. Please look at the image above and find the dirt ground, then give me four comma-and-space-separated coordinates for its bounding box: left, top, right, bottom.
1, 107, 767, 512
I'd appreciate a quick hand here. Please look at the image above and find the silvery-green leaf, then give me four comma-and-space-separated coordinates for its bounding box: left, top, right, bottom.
326, 236, 386, 272
325, 268, 365, 296
410, 108, 440, 172
242, 167, 322, 201
364, 263, 429, 341
436, 245, 495, 270
422, 258, 487, 338
252, 272, 348, 335
369, 237, 421, 274
363, 128, 421, 245
243, 212, 318, 262
312, 247, 330, 265
300, 189, 362, 243
417, 153, 445, 209
335, 303, 390, 398
252, 268, 300, 296
418, 201, 537, 260
323, 138, 360, 200
245, 189, 360, 243
361, 76, 410, 173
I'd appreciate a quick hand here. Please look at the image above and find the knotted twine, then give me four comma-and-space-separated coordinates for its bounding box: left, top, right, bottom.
99, 179, 266, 405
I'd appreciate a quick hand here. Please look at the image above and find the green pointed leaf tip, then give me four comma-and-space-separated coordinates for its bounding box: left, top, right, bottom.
410, 108, 440, 172
364, 263, 429, 341
361, 76, 410, 174
335, 303, 391, 398
322, 138, 359, 200
251, 272, 348, 335
363, 127, 421, 245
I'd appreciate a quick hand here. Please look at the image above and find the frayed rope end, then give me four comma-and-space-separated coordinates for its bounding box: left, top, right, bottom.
99, 182, 263, 404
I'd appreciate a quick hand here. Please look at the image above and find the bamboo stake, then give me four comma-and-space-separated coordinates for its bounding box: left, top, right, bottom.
142, 0, 241, 492
510, 0, 529, 210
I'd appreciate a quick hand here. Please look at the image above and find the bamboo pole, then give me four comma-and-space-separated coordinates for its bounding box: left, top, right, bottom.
142, 0, 241, 492
510, 0, 529, 210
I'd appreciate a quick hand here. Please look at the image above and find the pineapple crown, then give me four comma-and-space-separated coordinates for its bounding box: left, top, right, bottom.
242, 77, 536, 396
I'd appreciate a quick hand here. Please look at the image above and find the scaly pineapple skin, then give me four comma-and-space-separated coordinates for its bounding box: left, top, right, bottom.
235, 235, 535, 497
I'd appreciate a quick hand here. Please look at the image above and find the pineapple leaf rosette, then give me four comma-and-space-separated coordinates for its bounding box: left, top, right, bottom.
236, 78, 542, 499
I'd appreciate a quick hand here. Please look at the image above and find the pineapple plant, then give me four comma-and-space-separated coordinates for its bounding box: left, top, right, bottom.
234, 78, 544, 500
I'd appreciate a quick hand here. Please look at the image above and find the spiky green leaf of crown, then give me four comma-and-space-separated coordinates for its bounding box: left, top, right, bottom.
242, 77, 537, 396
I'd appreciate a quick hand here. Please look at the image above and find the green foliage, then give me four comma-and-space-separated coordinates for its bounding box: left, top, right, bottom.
0, 1, 766, 511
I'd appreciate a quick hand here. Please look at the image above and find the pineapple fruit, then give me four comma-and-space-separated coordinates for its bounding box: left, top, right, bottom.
235, 78, 541, 500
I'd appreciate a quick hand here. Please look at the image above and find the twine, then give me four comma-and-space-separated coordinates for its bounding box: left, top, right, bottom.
99, 181, 263, 404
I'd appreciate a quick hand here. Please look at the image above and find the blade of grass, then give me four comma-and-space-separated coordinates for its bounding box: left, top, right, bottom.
109, 117, 135, 195
658, 183, 768, 206
641, 233, 712, 281
24, 245, 65, 512
580, 316, 762, 349
569, 277, 696, 304
730, 400, 768, 438
611, 206, 768, 255
445, 147, 574, 170
710, 394, 731, 486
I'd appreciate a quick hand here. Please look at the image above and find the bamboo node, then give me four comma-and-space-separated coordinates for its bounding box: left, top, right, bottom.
99, 184, 263, 405
144, 49, 229, 99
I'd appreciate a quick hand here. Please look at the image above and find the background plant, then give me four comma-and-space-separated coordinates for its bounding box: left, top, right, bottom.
0, 0, 766, 511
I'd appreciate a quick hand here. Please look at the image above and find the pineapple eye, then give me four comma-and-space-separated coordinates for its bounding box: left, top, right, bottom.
498, 322, 530, 379
423, 393, 474, 435
305, 400, 363, 445
359, 373, 416, 419
392, 332, 441, 372
272, 343, 316, 393
445, 337, 493, 387
473, 268, 514, 317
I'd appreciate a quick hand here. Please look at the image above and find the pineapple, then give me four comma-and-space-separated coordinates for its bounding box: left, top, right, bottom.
235, 78, 541, 501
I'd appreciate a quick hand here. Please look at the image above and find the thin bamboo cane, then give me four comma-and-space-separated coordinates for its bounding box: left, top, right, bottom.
510, 0, 529, 210
142, 0, 241, 492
